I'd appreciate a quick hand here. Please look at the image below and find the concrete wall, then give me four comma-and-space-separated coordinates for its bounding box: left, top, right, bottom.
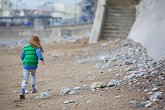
89, 0, 107, 43
0, 24, 92, 47
136, 0, 157, 16
128, 0, 165, 61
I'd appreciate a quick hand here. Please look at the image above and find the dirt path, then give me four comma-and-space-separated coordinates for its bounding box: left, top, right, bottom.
0, 39, 147, 110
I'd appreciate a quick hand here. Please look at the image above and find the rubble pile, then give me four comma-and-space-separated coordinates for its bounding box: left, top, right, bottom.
95, 39, 165, 108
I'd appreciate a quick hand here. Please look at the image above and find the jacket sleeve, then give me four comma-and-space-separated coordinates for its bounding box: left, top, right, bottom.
36, 48, 44, 61
20, 50, 25, 61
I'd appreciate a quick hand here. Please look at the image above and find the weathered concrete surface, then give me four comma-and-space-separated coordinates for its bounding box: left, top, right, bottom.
0, 24, 92, 47
128, 0, 165, 61
89, 0, 106, 43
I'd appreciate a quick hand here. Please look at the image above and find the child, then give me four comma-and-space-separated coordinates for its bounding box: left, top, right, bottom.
20, 34, 45, 99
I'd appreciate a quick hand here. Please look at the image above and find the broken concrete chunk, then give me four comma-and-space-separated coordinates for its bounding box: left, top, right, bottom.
90, 82, 107, 89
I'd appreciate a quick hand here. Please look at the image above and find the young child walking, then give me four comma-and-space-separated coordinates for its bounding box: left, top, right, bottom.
20, 34, 45, 99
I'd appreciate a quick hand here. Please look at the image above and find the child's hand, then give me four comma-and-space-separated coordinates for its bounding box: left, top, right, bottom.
42, 61, 45, 65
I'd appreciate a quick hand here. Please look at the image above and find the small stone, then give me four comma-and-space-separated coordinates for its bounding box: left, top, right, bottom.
60, 87, 71, 96
107, 79, 121, 87
152, 87, 159, 91
108, 69, 112, 72
132, 60, 138, 64
159, 76, 164, 80
63, 107, 67, 110
144, 89, 148, 92
82, 84, 86, 87
136, 72, 145, 77
149, 92, 163, 102
48, 89, 52, 91
130, 99, 144, 108
64, 100, 76, 104
99, 55, 109, 62
147, 92, 153, 95
95, 63, 103, 70
125, 59, 133, 65
35, 92, 50, 99
114, 95, 121, 99
115, 74, 122, 77
124, 73, 136, 80
127, 66, 138, 71
141, 101, 152, 108
69, 91, 77, 95
145, 102, 152, 108
101, 43, 108, 46
73, 87, 81, 91
87, 101, 91, 103
88, 77, 94, 81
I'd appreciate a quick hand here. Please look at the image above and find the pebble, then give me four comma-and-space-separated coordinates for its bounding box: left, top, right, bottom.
114, 95, 121, 99
130, 99, 144, 108
87, 101, 92, 103
69, 91, 77, 95
35, 92, 50, 99
149, 92, 163, 102
73, 87, 81, 91
147, 92, 153, 95
60, 87, 71, 96
152, 87, 159, 91
144, 89, 148, 92
107, 79, 121, 87
125, 59, 133, 65
64, 100, 76, 104
145, 102, 152, 108
95, 63, 103, 70
63, 107, 67, 110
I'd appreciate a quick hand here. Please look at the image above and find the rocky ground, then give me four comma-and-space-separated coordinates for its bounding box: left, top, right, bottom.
0, 38, 164, 110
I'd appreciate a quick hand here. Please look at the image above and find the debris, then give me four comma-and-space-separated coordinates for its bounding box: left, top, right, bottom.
87, 101, 92, 103
125, 59, 133, 65
145, 102, 152, 108
114, 95, 121, 99
60, 87, 71, 96
64, 100, 76, 104
130, 99, 144, 108
107, 79, 122, 87
72, 87, 81, 91
90, 82, 107, 89
149, 92, 163, 102
35, 92, 50, 99
95, 63, 103, 70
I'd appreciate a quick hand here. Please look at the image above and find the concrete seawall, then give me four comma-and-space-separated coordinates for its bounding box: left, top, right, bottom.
0, 24, 92, 47
128, 0, 165, 61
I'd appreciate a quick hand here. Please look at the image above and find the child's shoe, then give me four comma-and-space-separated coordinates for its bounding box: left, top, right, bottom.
32, 89, 38, 94
20, 94, 25, 99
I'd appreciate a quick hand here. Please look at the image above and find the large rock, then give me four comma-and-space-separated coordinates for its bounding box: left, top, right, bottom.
90, 82, 107, 89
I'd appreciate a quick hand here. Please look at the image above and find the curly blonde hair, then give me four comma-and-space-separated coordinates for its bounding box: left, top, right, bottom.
29, 34, 44, 52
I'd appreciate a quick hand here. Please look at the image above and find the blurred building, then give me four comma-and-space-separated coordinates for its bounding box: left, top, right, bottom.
78, 0, 96, 23
51, 2, 82, 25
0, 0, 12, 17
0, 0, 55, 28
0, 0, 96, 27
